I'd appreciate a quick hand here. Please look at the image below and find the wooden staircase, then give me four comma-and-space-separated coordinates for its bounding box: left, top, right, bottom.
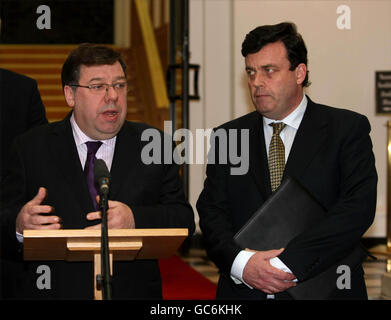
0, 45, 147, 124
0, 0, 172, 131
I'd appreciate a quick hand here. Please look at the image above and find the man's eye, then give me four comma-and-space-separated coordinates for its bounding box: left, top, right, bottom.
114, 82, 126, 89
246, 69, 255, 76
91, 84, 104, 90
265, 68, 274, 74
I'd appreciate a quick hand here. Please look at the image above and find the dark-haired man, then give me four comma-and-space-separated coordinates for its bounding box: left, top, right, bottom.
1, 44, 194, 299
197, 22, 377, 300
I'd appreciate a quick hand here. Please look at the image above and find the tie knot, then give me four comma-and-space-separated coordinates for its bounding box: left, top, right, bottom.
86, 141, 102, 156
270, 122, 286, 135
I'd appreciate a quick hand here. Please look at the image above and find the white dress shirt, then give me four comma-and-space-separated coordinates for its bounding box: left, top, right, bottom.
230, 95, 308, 297
70, 113, 116, 171
16, 114, 117, 243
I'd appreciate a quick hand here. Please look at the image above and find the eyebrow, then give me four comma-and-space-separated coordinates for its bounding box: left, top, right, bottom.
88, 75, 127, 83
246, 64, 279, 70
261, 64, 278, 69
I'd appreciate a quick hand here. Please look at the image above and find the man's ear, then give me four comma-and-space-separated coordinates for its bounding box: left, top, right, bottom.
64, 85, 76, 107
295, 63, 307, 86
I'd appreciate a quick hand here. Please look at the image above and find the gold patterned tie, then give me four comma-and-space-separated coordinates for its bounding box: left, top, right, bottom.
268, 122, 286, 192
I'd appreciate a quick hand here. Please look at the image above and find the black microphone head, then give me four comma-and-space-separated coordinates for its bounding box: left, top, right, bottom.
94, 159, 110, 185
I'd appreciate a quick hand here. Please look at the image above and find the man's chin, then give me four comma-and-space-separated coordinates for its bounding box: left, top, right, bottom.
254, 104, 274, 116
94, 123, 124, 140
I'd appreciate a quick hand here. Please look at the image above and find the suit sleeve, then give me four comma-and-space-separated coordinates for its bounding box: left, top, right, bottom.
196, 130, 243, 273
0, 137, 27, 260
130, 140, 195, 236
26, 78, 48, 128
278, 115, 377, 281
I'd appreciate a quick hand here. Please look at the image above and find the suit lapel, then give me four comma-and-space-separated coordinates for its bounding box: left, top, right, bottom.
49, 114, 93, 216
109, 122, 140, 200
284, 97, 328, 180
248, 112, 272, 199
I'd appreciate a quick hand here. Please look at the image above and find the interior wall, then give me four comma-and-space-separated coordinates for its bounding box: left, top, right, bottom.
189, 0, 234, 232
114, 0, 130, 47
189, 0, 390, 237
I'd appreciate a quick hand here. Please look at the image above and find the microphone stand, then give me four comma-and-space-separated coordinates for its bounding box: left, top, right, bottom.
98, 188, 112, 300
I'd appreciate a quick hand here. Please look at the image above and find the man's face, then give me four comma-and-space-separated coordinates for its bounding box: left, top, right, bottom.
245, 41, 306, 120
64, 61, 127, 140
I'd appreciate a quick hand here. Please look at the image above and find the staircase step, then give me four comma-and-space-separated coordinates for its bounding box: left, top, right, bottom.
2, 53, 69, 59
2, 58, 67, 64
5, 68, 62, 75
0, 45, 77, 54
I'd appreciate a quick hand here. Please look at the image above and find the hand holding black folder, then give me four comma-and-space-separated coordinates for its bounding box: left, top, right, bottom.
234, 176, 367, 299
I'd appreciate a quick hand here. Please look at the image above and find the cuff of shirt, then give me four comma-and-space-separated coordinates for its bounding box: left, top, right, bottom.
230, 250, 255, 289
16, 231, 24, 243
270, 257, 298, 282
230, 252, 297, 289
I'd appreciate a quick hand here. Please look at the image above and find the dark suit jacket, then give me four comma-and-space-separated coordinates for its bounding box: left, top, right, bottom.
0, 114, 195, 299
196, 97, 377, 300
0, 68, 48, 179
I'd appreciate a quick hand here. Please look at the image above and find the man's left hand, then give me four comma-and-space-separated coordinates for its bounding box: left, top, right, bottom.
85, 198, 135, 229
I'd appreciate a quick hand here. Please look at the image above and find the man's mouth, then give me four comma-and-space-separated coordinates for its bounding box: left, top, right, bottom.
255, 94, 270, 98
101, 109, 120, 121
254, 89, 270, 98
103, 110, 118, 116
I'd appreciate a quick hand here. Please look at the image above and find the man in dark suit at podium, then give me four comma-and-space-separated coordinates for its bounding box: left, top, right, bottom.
1, 44, 194, 299
197, 22, 377, 300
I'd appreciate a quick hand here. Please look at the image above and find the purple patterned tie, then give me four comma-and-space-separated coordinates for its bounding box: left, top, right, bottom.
84, 141, 102, 210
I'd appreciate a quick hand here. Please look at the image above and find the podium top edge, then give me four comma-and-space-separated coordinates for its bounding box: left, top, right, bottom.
23, 228, 188, 238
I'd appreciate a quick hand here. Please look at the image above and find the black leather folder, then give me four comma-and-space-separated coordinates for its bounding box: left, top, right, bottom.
234, 176, 367, 299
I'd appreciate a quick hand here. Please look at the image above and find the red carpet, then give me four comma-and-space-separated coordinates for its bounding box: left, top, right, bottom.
159, 255, 217, 300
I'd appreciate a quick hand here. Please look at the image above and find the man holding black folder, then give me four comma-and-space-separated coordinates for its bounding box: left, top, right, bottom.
197, 22, 377, 300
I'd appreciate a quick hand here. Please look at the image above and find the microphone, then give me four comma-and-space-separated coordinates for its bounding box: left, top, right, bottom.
94, 159, 110, 195
94, 158, 112, 299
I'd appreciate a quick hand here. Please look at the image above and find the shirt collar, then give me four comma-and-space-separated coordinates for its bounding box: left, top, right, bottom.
263, 94, 308, 130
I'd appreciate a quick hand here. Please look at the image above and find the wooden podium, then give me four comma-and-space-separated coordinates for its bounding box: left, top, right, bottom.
23, 228, 188, 300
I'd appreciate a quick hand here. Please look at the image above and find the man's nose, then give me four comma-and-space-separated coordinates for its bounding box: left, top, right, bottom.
104, 85, 118, 101
252, 72, 265, 87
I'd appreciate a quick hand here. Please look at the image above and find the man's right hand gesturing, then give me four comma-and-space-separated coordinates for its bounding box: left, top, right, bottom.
16, 187, 61, 234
